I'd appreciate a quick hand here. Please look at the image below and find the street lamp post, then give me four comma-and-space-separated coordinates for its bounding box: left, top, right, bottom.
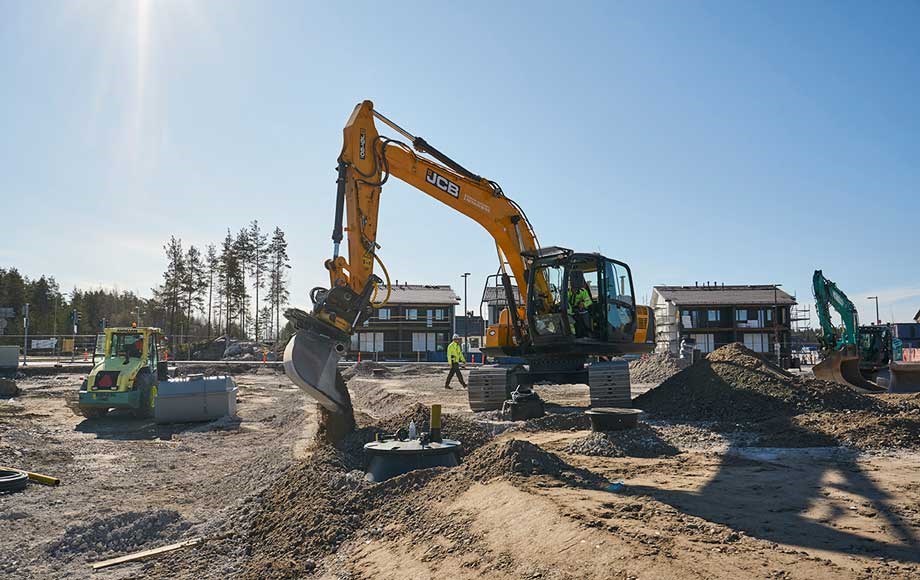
461, 273, 471, 355
867, 296, 880, 325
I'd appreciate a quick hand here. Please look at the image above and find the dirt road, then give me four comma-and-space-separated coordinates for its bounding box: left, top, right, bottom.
0, 368, 314, 579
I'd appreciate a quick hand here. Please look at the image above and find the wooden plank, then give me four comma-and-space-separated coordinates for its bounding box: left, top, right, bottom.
90, 537, 203, 571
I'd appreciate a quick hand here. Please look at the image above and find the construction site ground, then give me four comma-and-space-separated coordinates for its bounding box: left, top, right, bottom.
1, 359, 920, 579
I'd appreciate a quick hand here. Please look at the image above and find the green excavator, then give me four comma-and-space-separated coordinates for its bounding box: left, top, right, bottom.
812, 270, 917, 392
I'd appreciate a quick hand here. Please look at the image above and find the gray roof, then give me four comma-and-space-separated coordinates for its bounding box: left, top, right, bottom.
378, 284, 459, 305
653, 285, 796, 306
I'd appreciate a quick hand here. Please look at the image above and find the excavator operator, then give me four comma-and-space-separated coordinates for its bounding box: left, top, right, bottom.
568, 271, 594, 337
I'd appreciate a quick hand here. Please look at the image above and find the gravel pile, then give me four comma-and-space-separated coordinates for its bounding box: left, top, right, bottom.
461, 439, 567, 480
46, 510, 191, 562
628, 353, 682, 384
523, 411, 591, 432
564, 425, 681, 458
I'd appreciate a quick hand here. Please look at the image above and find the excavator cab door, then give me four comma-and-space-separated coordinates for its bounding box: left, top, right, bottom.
525, 249, 637, 347
601, 258, 637, 343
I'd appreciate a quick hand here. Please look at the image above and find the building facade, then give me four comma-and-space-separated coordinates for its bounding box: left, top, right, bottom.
651, 284, 796, 362
351, 284, 459, 361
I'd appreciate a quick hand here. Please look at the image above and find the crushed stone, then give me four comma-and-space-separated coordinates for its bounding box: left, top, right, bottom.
629, 353, 682, 384
46, 509, 191, 562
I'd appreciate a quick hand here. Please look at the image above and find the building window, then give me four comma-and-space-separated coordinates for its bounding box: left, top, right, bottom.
743, 333, 769, 353
735, 309, 747, 322
358, 332, 384, 352
435, 309, 445, 321
426, 309, 433, 328
766, 308, 773, 322
407, 308, 418, 321
412, 332, 440, 352
707, 310, 720, 322
377, 308, 390, 321
691, 333, 714, 353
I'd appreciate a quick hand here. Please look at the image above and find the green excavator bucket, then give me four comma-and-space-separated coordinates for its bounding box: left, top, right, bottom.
813, 346, 886, 393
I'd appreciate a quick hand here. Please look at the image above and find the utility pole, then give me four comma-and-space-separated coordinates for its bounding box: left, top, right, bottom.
136, 305, 141, 327
461, 272, 471, 355
22, 303, 29, 366
70, 309, 78, 363
867, 296, 880, 325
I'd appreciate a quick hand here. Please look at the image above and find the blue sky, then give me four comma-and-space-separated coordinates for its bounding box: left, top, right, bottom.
2, 1, 918, 324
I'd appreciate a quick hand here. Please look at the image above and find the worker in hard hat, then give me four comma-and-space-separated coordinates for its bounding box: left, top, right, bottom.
445, 334, 467, 389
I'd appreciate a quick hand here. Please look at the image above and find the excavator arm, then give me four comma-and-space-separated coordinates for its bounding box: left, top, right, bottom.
812, 270, 859, 351
284, 100, 545, 415
328, 100, 541, 306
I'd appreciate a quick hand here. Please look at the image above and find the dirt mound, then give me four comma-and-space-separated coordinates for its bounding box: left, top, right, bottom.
564, 425, 681, 458
461, 439, 567, 480
634, 343, 881, 422
240, 422, 574, 578
629, 353, 682, 383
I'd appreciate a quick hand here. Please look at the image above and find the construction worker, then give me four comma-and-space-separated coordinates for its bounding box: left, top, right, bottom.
445, 334, 467, 389
568, 271, 594, 337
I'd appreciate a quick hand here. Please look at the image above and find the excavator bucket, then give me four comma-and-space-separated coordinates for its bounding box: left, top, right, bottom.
813, 347, 886, 393
283, 328, 353, 415
888, 362, 920, 393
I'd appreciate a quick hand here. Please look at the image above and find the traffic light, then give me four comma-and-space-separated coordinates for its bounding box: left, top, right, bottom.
70, 310, 82, 330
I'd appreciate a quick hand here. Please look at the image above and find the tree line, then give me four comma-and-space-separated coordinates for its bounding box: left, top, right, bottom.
153, 221, 291, 344
0, 221, 292, 347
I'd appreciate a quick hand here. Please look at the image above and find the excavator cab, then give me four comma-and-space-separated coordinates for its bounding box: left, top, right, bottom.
525, 247, 638, 353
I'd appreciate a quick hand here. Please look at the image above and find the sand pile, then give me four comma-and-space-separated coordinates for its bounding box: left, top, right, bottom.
634, 343, 881, 422
564, 425, 681, 458
629, 353, 682, 384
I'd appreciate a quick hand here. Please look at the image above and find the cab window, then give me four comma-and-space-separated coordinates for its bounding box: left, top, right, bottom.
604, 260, 634, 338
531, 264, 565, 337
110, 333, 144, 359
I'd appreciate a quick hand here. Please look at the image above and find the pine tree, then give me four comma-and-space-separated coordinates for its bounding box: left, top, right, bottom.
205, 244, 218, 340
267, 227, 290, 341
181, 245, 206, 345
162, 236, 186, 338
248, 220, 269, 340
233, 228, 253, 338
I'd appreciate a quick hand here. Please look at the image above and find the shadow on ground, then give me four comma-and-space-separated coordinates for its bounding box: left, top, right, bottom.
75, 411, 241, 441
632, 360, 920, 563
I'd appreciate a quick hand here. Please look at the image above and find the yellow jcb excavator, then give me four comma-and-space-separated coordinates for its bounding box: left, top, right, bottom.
283, 101, 655, 427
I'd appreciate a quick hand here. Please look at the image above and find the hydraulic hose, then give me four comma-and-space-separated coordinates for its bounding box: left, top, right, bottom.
370, 253, 392, 308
